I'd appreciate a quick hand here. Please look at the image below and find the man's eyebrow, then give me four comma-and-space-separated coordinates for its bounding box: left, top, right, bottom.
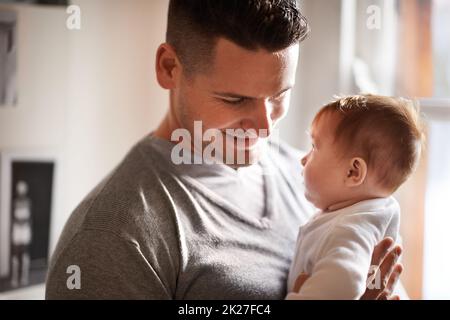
212, 86, 293, 99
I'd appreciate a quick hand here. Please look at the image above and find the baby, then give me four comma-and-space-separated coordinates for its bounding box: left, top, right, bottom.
287, 94, 424, 299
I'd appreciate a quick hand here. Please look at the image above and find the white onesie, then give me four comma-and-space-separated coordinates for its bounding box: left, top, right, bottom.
286, 197, 400, 300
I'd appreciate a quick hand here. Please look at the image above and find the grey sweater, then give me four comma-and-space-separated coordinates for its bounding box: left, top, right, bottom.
45, 135, 313, 299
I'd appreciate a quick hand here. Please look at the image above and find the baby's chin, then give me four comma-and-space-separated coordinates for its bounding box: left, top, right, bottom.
304, 192, 328, 211
304, 191, 317, 207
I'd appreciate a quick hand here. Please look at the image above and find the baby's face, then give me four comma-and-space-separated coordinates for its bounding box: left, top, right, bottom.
301, 113, 350, 211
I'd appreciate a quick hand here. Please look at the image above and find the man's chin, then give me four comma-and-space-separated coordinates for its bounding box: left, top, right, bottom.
227, 138, 259, 151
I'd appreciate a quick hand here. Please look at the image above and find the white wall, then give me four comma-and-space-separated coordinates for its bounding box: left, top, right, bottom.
0, 0, 169, 299
0, 4, 69, 149
280, 0, 398, 150
63, 0, 168, 230
280, 0, 343, 151
0, 4, 69, 300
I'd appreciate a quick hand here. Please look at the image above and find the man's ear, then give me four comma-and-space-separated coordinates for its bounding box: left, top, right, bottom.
344, 157, 368, 187
155, 43, 182, 90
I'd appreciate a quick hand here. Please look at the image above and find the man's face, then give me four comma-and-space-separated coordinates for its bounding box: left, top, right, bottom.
172, 38, 299, 167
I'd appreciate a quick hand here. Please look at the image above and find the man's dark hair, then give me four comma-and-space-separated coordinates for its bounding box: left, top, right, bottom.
166, 0, 310, 75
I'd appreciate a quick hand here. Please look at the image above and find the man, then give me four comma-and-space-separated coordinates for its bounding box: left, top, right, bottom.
46, 0, 402, 299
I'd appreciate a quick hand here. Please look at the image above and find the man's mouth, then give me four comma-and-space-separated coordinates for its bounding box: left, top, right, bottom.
222, 130, 260, 150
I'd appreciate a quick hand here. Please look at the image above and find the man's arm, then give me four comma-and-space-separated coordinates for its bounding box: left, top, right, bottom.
45, 229, 175, 299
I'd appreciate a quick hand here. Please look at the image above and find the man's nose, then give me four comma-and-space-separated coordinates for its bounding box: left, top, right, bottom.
251, 99, 276, 137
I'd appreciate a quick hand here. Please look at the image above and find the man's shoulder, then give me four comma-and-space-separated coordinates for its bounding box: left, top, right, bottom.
49, 138, 183, 288
57, 136, 179, 243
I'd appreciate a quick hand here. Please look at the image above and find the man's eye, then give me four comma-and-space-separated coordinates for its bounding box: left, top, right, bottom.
222, 98, 245, 105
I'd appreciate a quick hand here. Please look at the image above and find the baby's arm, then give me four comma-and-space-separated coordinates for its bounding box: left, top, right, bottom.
287, 215, 383, 300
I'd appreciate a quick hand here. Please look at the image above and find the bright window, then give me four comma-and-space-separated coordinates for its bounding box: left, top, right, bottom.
422, 101, 450, 299
421, 0, 450, 299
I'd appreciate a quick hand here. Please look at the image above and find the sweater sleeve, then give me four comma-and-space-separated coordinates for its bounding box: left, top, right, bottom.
45, 229, 174, 299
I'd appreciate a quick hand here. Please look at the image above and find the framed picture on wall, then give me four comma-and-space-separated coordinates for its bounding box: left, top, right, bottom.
0, 150, 57, 292
0, 9, 17, 107
0, 1, 69, 5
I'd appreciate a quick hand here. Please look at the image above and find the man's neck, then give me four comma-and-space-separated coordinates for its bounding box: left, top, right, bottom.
154, 112, 178, 142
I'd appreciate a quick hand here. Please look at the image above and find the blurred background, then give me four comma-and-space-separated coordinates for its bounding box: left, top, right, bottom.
0, 0, 448, 299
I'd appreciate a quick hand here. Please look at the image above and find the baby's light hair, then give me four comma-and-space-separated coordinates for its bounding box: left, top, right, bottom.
313, 94, 425, 193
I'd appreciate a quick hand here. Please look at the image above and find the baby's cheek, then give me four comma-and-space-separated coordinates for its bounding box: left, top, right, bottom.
303, 167, 316, 192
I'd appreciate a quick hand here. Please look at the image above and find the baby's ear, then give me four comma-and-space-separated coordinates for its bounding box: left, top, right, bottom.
344, 157, 367, 187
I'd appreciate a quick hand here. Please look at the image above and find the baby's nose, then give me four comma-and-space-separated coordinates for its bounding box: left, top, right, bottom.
301, 156, 307, 167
